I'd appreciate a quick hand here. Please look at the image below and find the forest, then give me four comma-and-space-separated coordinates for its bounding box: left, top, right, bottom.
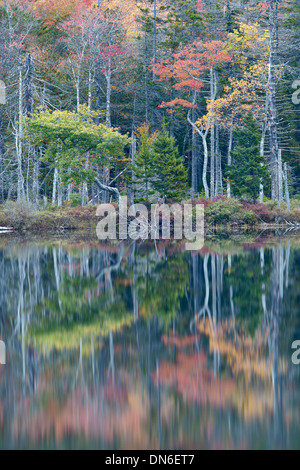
1, 0, 300, 451
0, 0, 299, 227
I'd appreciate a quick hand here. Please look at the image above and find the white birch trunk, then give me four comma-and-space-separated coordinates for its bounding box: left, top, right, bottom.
17, 65, 25, 201
227, 127, 233, 198
52, 167, 58, 205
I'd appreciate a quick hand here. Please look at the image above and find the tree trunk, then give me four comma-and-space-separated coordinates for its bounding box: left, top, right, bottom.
284, 162, 290, 212
210, 68, 217, 198
95, 61, 101, 125
57, 174, 63, 207
278, 149, 283, 202
32, 149, 40, 208
82, 182, 88, 206
191, 107, 199, 196
88, 69, 92, 111
259, 126, 266, 203
215, 123, 222, 195
52, 167, 58, 205
76, 83, 80, 114
202, 133, 209, 199
105, 63, 111, 128
153, 0, 157, 81
24, 53, 32, 117
17, 63, 25, 201
227, 127, 233, 198
144, 31, 149, 125
210, 121, 215, 198
187, 94, 210, 199
95, 177, 124, 211
268, 1, 280, 201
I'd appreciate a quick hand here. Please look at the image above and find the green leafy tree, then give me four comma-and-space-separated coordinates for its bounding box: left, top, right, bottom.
226, 113, 270, 201
25, 106, 130, 186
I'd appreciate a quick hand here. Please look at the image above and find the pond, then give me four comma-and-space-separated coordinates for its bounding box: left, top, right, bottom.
0, 231, 299, 450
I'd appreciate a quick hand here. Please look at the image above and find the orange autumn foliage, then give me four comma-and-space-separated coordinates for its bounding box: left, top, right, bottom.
30, 0, 77, 25
153, 40, 231, 109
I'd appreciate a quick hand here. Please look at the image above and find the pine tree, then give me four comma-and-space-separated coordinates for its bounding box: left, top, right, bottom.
131, 125, 156, 200
152, 128, 188, 201
226, 113, 270, 201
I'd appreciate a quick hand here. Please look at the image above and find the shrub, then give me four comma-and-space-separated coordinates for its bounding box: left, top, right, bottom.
289, 198, 300, 211
283, 208, 300, 224
204, 198, 259, 226
240, 210, 257, 225
3, 200, 34, 217
241, 202, 276, 223
205, 198, 244, 225
1, 200, 35, 228
64, 194, 83, 208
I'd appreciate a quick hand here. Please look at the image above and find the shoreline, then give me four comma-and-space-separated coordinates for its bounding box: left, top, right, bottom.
0, 198, 299, 235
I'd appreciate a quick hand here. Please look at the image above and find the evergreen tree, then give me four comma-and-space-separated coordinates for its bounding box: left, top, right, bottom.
152, 128, 188, 201
131, 125, 156, 200
226, 113, 270, 201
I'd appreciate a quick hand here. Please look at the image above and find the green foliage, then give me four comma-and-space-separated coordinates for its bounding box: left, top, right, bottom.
131, 125, 188, 201
26, 270, 134, 352
227, 251, 272, 336
65, 193, 83, 208
226, 113, 271, 201
137, 254, 189, 328
205, 198, 257, 225
131, 125, 156, 200
25, 106, 130, 185
151, 127, 188, 201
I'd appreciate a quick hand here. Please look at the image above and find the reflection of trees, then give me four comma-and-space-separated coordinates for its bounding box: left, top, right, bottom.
156, 242, 296, 446
0, 243, 135, 395
158, 336, 236, 408
226, 251, 272, 335
26, 274, 133, 353
136, 254, 189, 327
0, 238, 300, 449
158, 328, 276, 422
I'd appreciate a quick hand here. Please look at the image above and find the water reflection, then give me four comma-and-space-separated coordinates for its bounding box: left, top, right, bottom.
0, 234, 299, 449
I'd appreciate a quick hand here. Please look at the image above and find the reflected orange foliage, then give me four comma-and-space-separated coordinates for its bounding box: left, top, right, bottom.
156, 345, 236, 408
12, 373, 157, 449
162, 334, 200, 348
198, 319, 274, 381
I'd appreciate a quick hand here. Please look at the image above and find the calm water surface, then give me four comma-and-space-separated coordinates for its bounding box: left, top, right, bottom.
0, 232, 299, 449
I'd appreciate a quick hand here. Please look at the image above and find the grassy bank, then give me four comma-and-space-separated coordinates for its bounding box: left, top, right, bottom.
0, 201, 98, 233
0, 197, 299, 233
199, 196, 300, 227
